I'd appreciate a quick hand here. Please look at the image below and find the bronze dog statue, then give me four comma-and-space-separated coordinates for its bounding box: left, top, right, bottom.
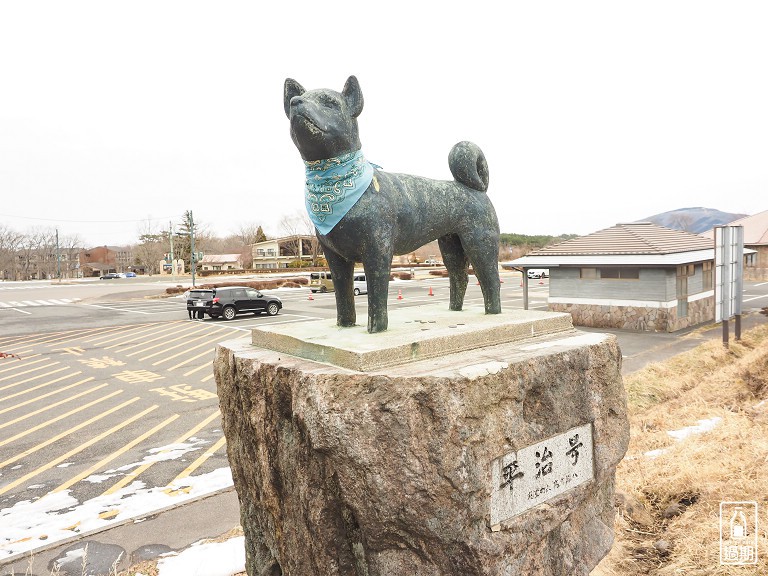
284, 75, 501, 333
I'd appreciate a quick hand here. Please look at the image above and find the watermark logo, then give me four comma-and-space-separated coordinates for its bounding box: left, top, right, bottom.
720, 501, 758, 565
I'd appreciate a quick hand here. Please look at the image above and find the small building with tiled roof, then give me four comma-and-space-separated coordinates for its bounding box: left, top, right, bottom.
701, 209, 768, 280
504, 222, 716, 332
199, 254, 244, 272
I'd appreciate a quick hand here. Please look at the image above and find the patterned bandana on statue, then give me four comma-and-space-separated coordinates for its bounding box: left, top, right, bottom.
304, 150, 375, 235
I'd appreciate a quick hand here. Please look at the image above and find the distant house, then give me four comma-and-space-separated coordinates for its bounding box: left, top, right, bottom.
251, 235, 321, 269
79, 246, 117, 277
700, 209, 768, 281
505, 222, 716, 332
200, 254, 244, 272
78, 245, 134, 277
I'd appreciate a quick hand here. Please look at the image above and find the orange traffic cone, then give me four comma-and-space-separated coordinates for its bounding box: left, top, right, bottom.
397, 289, 403, 300
308, 293, 314, 301
428, 286, 434, 296
538, 278, 544, 285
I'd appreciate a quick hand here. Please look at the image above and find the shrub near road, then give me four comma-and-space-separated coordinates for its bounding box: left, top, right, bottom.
595, 323, 768, 575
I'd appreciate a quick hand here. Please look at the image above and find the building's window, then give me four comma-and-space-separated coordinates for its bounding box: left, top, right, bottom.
598, 268, 639, 279
702, 261, 713, 288
580, 268, 597, 279
256, 249, 265, 256
745, 253, 756, 268
267, 249, 276, 256
677, 264, 694, 277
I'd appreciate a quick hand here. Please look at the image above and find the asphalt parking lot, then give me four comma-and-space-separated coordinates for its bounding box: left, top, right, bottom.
0, 275, 766, 573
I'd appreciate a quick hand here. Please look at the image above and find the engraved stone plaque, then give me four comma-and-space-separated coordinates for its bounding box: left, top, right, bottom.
490, 423, 594, 528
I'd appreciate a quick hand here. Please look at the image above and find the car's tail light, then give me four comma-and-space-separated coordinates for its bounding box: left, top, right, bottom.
212, 297, 219, 304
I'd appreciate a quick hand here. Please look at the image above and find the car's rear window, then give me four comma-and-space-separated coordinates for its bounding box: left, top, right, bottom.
189, 290, 214, 299
310, 273, 320, 280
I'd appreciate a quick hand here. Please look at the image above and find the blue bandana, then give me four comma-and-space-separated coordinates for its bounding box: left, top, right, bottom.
304, 150, 375, 235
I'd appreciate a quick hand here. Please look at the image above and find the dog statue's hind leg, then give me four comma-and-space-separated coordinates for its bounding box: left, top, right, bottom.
461, 230, 502, 314
438, 233, 469, 311
363, 249, 395, 333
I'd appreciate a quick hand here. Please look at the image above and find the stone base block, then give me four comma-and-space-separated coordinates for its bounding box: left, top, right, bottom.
215, 312, 629, 576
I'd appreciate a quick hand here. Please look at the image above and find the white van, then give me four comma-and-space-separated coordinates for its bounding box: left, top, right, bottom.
353, 273, 367, 295
527, 269, 549, 279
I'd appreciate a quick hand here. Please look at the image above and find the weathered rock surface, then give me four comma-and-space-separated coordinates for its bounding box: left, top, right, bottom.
214, 324, 629, 576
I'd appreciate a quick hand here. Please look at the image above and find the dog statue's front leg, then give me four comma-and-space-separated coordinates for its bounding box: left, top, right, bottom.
363, 254, 393, 333
324, 249, 356, 327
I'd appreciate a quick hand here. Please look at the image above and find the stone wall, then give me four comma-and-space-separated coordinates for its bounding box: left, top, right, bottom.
551, 295, 714, 332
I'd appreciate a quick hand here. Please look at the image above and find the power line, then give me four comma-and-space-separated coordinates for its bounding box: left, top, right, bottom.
0, 213, 183, 224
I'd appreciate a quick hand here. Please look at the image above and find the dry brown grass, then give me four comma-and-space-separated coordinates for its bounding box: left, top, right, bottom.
595, 322, 768, 575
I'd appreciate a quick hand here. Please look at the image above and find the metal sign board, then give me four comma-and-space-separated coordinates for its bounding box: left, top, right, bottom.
715, 226, 744, 322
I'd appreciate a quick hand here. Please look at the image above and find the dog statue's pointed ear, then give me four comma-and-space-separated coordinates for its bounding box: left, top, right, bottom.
284, 78, 305, 118
342, 76, 364, 118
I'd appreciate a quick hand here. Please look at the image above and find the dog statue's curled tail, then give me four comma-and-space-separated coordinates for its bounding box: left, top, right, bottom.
448, 141, 489, 193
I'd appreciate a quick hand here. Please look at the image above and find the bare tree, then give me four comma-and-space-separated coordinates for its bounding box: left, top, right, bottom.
134, 220, 166, 275
0, 224, 24, 280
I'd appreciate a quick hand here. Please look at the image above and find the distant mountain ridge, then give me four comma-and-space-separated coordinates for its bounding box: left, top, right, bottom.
640, 207, 747, 234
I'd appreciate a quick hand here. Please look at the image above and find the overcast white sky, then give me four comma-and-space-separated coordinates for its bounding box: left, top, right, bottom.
1, 1, 766, 247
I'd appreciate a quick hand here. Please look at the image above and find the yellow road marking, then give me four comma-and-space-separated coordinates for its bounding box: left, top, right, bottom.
0, 325, 110, 349
115, 325, 199, 356
0, 369, 80, 402
99, 510, 120, 520
0, 382, 111, 431
166, 348, 215, 371
98, 322, 182, 350
0, 376, 95, 416
0, 354, 43, 375
182, 363, 213, 377
149, 335, 219, 365
102, 409, 221, 496
172, 436, 227, 482
51, 413, 179, 494
78, 324, 143, 344
0, 388, 121, 446
125, 325, 212, 358
0, 395, 138, 468
0, 403, 157, 496
201, 373, 215, 383
0, 360, 61, 390
40, 325, 133, 347
0, 358, 51, 380
139, 334, 211, 362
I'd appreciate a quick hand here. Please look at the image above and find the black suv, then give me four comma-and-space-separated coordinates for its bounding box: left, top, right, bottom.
187, 286, 282, 320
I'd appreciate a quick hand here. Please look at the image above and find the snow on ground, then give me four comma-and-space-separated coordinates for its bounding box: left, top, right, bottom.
0, 467, 233, 561
157, 536, 245, 576
643, 417, 723, 458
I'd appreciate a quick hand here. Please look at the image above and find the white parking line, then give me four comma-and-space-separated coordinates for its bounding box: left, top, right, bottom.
84, 303, 155, 315
743, 295, 768, 303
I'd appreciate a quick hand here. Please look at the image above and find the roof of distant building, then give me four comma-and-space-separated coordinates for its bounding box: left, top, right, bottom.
200, 254, 242, 264
699, 209, 768, 245
528, 222, 713, 256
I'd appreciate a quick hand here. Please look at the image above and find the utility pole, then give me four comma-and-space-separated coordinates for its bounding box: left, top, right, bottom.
190, 211, 196, 288
169, 221, 175, 278
55, 228, 61, 281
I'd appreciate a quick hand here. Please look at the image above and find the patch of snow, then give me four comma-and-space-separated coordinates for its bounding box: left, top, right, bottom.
84, 473, 118, 484
0, 467, 233, 561
108, 440, 208, 473
458, 361, 509, 380
667, 417, 722, 441
642, 416, 723, 459
157, 536, 245, 576
521, 332, 606, 350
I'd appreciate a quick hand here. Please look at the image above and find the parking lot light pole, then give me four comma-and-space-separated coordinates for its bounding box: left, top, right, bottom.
190, 211, 196, 288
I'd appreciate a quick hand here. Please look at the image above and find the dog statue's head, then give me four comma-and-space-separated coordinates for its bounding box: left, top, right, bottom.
284, 76, 364, 162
